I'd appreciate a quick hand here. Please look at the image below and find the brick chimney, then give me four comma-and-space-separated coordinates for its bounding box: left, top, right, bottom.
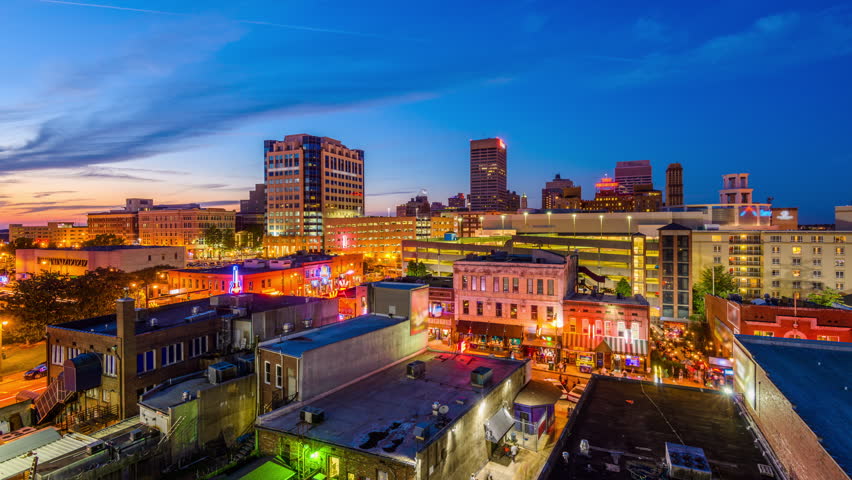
116, 298, 136, 340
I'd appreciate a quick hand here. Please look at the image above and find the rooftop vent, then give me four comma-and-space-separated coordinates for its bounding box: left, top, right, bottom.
282, 323, 294, 333
406, 361, 425, 379
470, 367, 493, 388
207, 362, 238, 385
85, 440, 106, 456
757, 464, 775, 477
665, 442, 711, 480
149, 317, 159, 328
413, 422, 431, 441
181, 391, 193, 402
300, 406, 325, 424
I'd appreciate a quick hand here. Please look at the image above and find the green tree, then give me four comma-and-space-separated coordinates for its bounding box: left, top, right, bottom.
70, 268, 133, 319
692, 265, 737, 316
203, 226, 222, 259
807, 287, 843, 306
5, 271, 74, 343
615, 277, 632, 297
82, 234, 126, 247
5, 237, 36, 254
406, 260, 429, 277
242, 224, 264, 249
221, 229, 236, 252
129, 265, 174, 308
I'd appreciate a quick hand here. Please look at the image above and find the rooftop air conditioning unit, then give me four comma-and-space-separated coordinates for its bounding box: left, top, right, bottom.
86, 440, 106, 455
413, 422, 431, 441
282, 323, 294, 333
406, 361, 425, 379
300, 406, 325, 424
665, 442, 711, 480
129, 429, 145, 442
470, 367, 493, 388
208, 362, 238, 385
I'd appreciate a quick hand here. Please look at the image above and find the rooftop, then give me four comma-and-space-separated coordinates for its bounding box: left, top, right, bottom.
260, 314, 406, 358
51, 294, 318, 336
26, 245, 177, 252
139, 363, 252, 412
736, 335, 852, 475
514, 380, 562, 406
565, 292, 650, 306
542, 377, 770, 480
0, 428, 98, 479
372, 282, 428, 291
174, 254, 335, 275
259, 352, 524, 464
457, 249, 566, 265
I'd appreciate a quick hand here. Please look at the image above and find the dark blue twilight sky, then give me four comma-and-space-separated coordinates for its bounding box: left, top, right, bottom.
1, 0, 851, 226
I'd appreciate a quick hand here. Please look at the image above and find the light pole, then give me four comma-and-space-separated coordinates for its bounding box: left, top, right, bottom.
547, 211, 552, 227
627, 215, 632, 235
598, 215, 604, 274
501, 214, 506, 231
523, 211, 528, 226
0, 321, 7, 382
387, 207, 390, 217
572, 213, 577, 236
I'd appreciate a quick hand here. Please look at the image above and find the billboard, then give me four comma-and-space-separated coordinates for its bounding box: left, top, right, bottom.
771, 208, 798, 229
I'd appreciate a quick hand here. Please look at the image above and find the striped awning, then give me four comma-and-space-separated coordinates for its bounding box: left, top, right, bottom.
565, 333, 648, 356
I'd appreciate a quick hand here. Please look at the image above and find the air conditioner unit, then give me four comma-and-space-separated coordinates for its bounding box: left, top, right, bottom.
208, 362, 238, 384
300, 406, 325, 424
86, 440, 106, 455
470, 367, 493, 388
129, 428, 145, 442
406, 361, 425, 379
413, 422, 431, 441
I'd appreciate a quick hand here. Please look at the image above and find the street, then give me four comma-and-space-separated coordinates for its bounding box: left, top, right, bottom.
0, 341, 47, 408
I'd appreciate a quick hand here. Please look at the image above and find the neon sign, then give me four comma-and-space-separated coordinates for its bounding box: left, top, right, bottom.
228, 265, 243, 294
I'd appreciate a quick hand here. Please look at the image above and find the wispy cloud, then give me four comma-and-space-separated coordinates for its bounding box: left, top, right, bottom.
33, 190, 77, 198
2, 201, 119, 214
605, 8, 852, 86
199, 200, 240, 207
72, 168, 161, 182
366, 190, 417, 197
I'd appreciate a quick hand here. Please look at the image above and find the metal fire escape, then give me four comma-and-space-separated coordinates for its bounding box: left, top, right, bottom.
34, 373, 76, 424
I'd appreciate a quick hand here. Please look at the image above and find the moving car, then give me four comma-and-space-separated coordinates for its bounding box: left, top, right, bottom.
24, 363, 47, 380
567, 384, 587, 403
543, 378, 569, 400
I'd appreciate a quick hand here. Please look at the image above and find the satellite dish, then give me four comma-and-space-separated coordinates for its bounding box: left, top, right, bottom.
438, 405, 449, 415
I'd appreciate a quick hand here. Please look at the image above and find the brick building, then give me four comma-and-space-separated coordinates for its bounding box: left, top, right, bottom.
9, 222, 89, 247
86, 211, 139, 243
15, 245, 185, 280
706, 294, 852, 357
138, 207, 235, 254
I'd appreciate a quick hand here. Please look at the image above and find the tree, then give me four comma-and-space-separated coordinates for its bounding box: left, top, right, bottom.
615, 278, 632, 297
221, 229, 236, 252
692, 265, 736, 316
406, 260, 429, 277
130, 265, 174, 307
70, 268, 134, 319
242, 224, 264, 249
203, 226, 222, 259
4, 272, 74, 343
5, 237, 36, 254
807, 287, 843, 306
82, 234, 126, 247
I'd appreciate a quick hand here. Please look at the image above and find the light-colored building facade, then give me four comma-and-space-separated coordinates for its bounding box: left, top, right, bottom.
263, 134, 364, 254
138, 208, 235, 252
719, 173, 754, 204
9, 222, 89, 247
453, 250, 575, 360
469, 138, 508, 211
15, 245, 186, 279
87, 211, 139, 243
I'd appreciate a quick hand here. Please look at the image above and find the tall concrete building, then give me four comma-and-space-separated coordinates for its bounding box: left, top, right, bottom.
447, 193, 466, 209
542, 174, 576, 210
665, 163, 684, 206
263, 134, 364, 254
614, 160, 652, 195
469, 138, 507, 211
237, 183, 266, 232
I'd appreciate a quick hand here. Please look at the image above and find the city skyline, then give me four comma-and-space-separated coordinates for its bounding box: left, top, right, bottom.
3, 0, 852, 227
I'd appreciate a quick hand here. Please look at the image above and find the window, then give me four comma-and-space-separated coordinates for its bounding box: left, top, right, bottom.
836, 259, 845, 267
546, 306, 555, 321
792, 246, 802, 255
817, 335, 840, 342
536, 279, 544, 295
494, 277, 500, 292
769, 235, 781, 243
812, 236, 823, 243
837, 247, 846, 255
792, 281, 802, 289
813, 259, 822, 266
771, 280, 780, 288
137, 351, 155, 373
103, 354, 117, 377
512, 277, 519, 293
462, 276, 468, 290
792, 270, 801, 277
771, 246, 780, 254
480, 276, 486, 291
51, 345, 64, 365
160, 343, 183, 366
502, 277, 509, 292
68, 347, 81, 360
631, 321, 640, 339
712, 245, 722, 253
837, 271, 845, 279
530, 305, 538, 321
510, 304, 518, 319
190, 336, 208, 357
813, 247, 822, 255
791, 235, 802, 242
462, 300, 469, 315
495, 302, 503, 317
547, 279, 554, 296
713, 256, 721, 264
753, 331, 774, 337
771, 258, 780, 265
711, 235, 722, 242
771, 270, 780, 276
836, 283, 845, 290
275, 364, 283, 388
616, 321, 625, 337
813, 271, 822, 278
834, 236, 847, 243
476, 301, 483, 316
470, 276, 476, 291
378, 471, 389, 480
527, 279, 533, 294
792, 258, 801, 266
264, 361, 271, 384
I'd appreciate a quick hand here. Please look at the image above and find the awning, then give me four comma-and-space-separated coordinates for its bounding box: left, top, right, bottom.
457, 321, 523, 338
602, 337, 649, 356
521, 338, 557, 348
565, 334, 648, 356
484, 408, 515, 443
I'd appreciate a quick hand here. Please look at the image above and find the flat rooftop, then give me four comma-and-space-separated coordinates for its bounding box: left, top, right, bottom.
565, 292, 649, 306
736, 335, 852, 475
0, 428, 98, 479
542, 377, 770, 480
260, 314, 406, 358
372, 282, 427, 291
25, 245, 177, 252
176, 255, 335, 275
52, 294, 319, 336
259, 352, 524, 464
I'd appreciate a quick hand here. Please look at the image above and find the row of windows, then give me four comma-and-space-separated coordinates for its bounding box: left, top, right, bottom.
136, 336, 208, 374
51, 345, 119, 377
460, 275, 556, 296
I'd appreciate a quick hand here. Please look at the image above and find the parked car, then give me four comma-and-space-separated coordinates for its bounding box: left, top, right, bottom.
567, 384, 587, 403
543, 378, 569, 400
24, 363, 47, 380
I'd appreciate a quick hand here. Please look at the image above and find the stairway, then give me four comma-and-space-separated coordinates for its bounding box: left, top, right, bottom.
34, 372, 76, 424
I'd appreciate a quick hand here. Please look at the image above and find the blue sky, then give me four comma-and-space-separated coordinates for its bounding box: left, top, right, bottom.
1, 0, 852, 227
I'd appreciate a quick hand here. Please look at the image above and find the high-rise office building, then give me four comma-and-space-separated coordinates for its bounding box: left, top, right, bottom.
447, 193, 466, 209
665, 163, 684, 207
469, 138, 507, 211
614, 160, 652, 195
263, 134, 364, 253
542, 174, 575, 210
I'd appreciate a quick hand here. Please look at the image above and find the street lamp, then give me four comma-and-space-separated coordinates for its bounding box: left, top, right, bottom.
501, 214, 506, 231
627, 215, 632, 235
547, 211, 552, 227
523, 211, 528, 226
598, 215, 604, 274
0, 321, 7, 382
572, 213, 577, 237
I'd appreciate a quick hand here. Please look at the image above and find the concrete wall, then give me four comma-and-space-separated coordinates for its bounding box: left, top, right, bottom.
15, 247, 185, 279
0, 401, 33, 433
249, 298, 339, 343
195, 373, 256, 447
300, 320, 427, 401
735, 345, 847, 480
417, 364, 528, 480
